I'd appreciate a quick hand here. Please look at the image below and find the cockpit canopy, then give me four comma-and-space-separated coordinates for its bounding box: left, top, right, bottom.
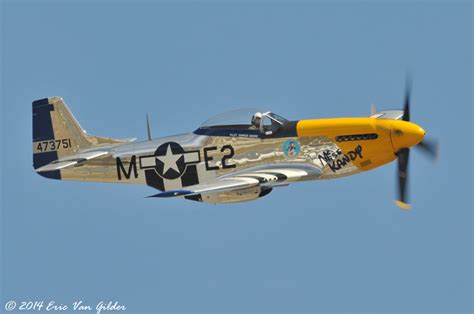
195, 108, 289, 137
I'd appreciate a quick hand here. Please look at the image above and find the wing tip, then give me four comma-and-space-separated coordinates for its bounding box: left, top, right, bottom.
148, 190, 193, 198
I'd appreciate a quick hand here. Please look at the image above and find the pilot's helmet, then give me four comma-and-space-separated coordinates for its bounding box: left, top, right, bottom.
251, 112, 263, 125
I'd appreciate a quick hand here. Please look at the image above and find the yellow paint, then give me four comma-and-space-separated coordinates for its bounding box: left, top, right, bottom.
395, 200, 412, 210
390, 120, 425, 151
296, 118, 425, 172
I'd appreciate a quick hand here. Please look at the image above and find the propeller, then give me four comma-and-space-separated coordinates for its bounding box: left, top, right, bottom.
395, 79, 439, 209
416, 138, 439, 161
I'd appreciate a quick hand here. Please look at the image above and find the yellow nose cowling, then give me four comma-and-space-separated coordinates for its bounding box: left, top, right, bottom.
390, 120, 425, 152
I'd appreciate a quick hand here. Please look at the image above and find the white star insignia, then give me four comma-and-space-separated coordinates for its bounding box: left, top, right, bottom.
157, 144, 182, 174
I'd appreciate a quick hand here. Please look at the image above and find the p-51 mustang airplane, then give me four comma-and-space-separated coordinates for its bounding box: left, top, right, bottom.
33, 85, 437, 208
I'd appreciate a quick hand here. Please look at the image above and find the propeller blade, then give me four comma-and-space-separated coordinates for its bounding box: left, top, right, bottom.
416, 138, 439, 160
395, 148, 411, 210
402, 78, 411, 121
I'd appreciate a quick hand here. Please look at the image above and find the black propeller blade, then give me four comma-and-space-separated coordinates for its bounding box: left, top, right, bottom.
396, 148, 410, 209
396, 79, 412, 209
416, 139, 439, 160
402, 78, 411, 122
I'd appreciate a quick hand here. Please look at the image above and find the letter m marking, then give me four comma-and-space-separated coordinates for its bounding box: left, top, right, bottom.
116, 156, 138, 180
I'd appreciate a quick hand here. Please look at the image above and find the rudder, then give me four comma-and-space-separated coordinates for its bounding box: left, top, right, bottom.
33, 97, 80, 179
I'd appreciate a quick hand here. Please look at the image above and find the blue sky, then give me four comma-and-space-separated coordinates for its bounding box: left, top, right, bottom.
1, 1, 472, 313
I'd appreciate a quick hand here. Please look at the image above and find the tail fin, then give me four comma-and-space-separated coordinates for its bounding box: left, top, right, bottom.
32, 96, 127, 179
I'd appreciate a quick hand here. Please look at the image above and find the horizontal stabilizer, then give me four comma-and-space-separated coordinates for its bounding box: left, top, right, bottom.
35, 160, 79, 172
35, 151, 108, 172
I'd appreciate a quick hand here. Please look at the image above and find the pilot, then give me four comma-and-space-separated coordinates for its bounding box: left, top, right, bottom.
251, 112, 263, 130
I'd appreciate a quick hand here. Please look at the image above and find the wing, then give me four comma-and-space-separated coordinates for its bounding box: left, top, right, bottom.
149, 163, 322, 198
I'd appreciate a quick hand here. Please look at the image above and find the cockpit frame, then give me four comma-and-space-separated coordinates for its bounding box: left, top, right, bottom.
194, 109, 292, 138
